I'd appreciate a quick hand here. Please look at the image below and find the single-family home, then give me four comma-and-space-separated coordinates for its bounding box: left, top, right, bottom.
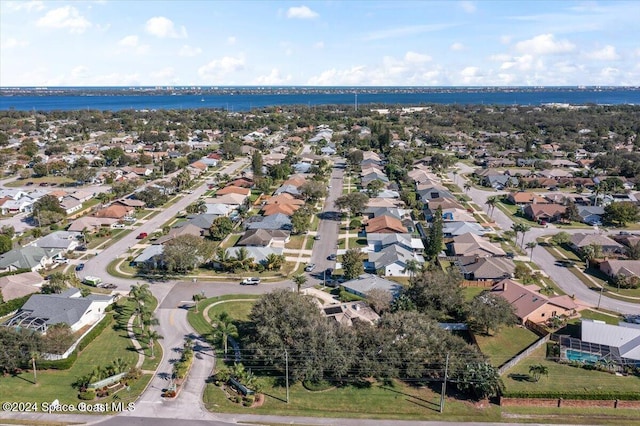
94, 204, 135, 219
366, 233, 424, 254
245, 213, 293, 231
456, 256, 515, 281
67, 216, 117, 233
570, 233, 624, 255
154, 223, 203, 245
449, 233, 506, 257
322, 301, 380, 326
443, 221, 491, 237
131, 245, 165, 269
187, 160, 208, 175
211, 192, 249, 208
0, 246, 56, 272
441, 208, 477, 223
489, 279, 579, 324
3, 288, 114, 333
0, 271, 44, 302
507, 192, 548, 206
523, 204, 567, 223
577, 206, 606, 226
237, 229, 290, 247
599, 259, 640, 280
579, 320, 640, 365
59, 197, 84, 215
204, 203, 233, 217
365, 215, 407, 234
225, 246, 285, 267
217, 186, 251, 197
341, 273, 402, 299
367, 244, 425, 277
29, 230, 81, 252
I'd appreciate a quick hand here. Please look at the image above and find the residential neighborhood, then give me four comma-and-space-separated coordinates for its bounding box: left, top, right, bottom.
1, 103, 639, 424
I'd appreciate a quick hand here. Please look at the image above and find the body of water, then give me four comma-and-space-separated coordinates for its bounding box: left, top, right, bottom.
1, 88, 639, 112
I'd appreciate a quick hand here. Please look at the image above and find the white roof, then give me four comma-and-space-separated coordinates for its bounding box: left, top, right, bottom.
581, 319, 640, 361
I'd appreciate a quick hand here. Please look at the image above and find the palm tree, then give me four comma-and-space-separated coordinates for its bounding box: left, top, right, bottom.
30, 351, 39, 384
147, 329, 163, 359
213, 318, 238, 356
292, 274, 307, 292
192, 293, 205, 313
519, 223, 531, 248
463, 182, 471, 193
402, 259, 420, 278
529, 364, 549, 382
485, 196, 497, 219
510, 223, 521, 247
215, 247, 231, 272
526, 241, 537, 262
264, 253, 284, 271
129, 283, 152, 327
233, 247, 254, 271
186, 200, 206, 214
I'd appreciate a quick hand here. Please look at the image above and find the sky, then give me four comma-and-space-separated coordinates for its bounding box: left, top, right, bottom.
1, 0, 639, 87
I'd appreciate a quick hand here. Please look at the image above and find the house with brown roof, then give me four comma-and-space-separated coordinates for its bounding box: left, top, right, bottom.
211, 192, 249, 207
523, 204, 567, 223
507, 191, 548, 206
600, 259, 640, 280
67, 216, 117, 232
217, 186, 251, 197
187, 160, 207, 175
94, 204, 134, 219
261, 203, 300, 217
154, 223, 203, 245
365, 216, 407, 234
449, 233, 506, 257
228, 177, 254, 188
237, 229, 290, 247
265, 193, 305, 207
490, 279, 580, 324
0, 271, 44, 302
115, 198, 146, 208
570, 233, 624, 254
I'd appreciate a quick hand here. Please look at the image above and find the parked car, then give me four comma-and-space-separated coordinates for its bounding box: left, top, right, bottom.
327, 254, 337, 261
75, 263, 85, 271
314, 235, 321, 240
304, 263, 316, 272
54, 257, 69, 264
76, 245, 87, 251
137, 232, 148, 239
240, 277, 261, 285
98, 283, 117, 289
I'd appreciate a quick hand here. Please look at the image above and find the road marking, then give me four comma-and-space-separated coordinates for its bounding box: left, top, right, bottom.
169, 311, 175, 326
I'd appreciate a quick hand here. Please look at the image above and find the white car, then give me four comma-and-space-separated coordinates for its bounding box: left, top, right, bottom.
240, 277, 261, 285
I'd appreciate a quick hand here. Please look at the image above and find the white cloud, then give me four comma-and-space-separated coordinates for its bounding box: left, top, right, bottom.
404, 51, 431, 64
515, 34, 575, 55
450, 42, 465, 51
1, 37, 29, 49
179, 45, 202, 57
307, 66, 368, 85
198, 56, 245, 80
36, 6, 92, 34
585, 45, 619, 61
145, 16, 187, 39
118, 35, 139, 47
286, 6, 319, 19
71, 66, 88, 79
6, 1, 44, 12
150, 67, 177, 82
253, 69, 292, 85
459, 1, 476, 13
364, 24, 454, 41
227, 36, 237, 45
489, 53, 511, 62
314, 41, 324, 49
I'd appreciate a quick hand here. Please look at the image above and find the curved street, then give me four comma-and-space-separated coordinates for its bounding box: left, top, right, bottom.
452, 163, 638, 314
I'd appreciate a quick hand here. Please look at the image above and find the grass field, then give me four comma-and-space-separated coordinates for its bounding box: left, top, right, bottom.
0, 314, 139, 405
502, 345, 640, 396
475, 326, 540, 367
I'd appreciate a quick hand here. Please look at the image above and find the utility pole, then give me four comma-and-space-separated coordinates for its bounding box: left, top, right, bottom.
439, 353, 449, 413
285, 349, 290, 404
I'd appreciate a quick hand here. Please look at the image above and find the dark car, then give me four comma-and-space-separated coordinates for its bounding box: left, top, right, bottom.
327, 254, 337, 261
137, 232, 148, 239
75, 263, 85, 271
325, 267, 334, 277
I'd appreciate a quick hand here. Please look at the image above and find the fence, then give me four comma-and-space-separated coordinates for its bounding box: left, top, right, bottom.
461, 280, 495, 288
525, 319, 550, 337
498, 334, 550, 375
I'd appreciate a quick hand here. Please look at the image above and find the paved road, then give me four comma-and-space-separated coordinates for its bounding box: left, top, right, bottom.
306, 158, 345, 285
451, 163, 638, 314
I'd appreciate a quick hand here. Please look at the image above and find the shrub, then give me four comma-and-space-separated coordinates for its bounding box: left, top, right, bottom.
37, 350, 77, 370
78, 390, 95, 400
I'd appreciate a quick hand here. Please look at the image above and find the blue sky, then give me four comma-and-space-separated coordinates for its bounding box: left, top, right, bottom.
1, 0, 639, 86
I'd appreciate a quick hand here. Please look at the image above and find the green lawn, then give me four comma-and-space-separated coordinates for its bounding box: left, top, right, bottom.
348, 237, 368, 248
503, 345, 640, 397
286, 235, 305, 250
475, 326, 540, 367
0, 314, 139, 405
462, 286, 484, 301
577, 309, 621, 325
203, 377, 502, 421
221, 234, 241, 248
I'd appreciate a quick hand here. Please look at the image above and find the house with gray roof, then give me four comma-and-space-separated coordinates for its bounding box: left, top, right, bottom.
366, 233, 424, 253
456, 256, 515, 281
132, 244, 165, 268
225, 246, 284, 267
581, 320, 640, 365
3, 288, 114, 333
29, 231, 81, 252
367, 244, 425, 277
0, 246, 57, 272
443, 221, 491, 237
577, 206, 605, 225
274, 184, 302, 197
341, 274, 403, 299
245, 213, 292, 231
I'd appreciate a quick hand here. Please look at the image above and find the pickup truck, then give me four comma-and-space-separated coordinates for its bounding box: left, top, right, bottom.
240, 277, 261, 285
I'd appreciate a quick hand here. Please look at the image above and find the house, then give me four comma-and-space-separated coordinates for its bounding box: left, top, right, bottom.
60, 197, 84, 215
570, 233, 624, 254
204, 203, 233, 217
366, 233, 424, 253
245, 213, 292, 231
599, 259, 640, 279
225, 246, 284, 266
490, 279, 579, 324
2, 288, 114, 333
321, 301, 379, 326
116, 198, 146, 209
228, 177, 254, 188
94, 204, 134, 219
29, 231, 81, 252
441, 208, 477, 223
217, 186, 251, 197
187, 160, 208, 175
0, 246, 56, 272
449, 233, 506, 257
523, 204, 567, 223
456, 256, 515, 281
67, 216, 117, 232
443, 221, 491, 237
341, 273, 403, 299
367, 244, 425, 277
211, 192, 248, 207
179, 214, 218, 231
261, 203, 300, 217
483, 175, 518, 189
237, 229, 290, 247
274, 184, 302, 198
361, 173, 389, 186
365, 216, 407, 234
580, 320, 640, 364
0, 271, 44, 302
577, 206, 605, 225
131, 245, 165, 268
507, 192, 548, 206
154, 223, 203, 245
68, 190, 93, 203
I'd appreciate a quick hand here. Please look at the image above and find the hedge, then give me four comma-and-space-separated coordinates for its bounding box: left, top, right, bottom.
77, 314, 112, 352
502, 391, 640, 401
0, 294, 31, 317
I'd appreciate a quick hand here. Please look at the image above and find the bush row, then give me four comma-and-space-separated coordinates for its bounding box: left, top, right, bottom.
0, 294, 31, 317
503, 391, 640, 401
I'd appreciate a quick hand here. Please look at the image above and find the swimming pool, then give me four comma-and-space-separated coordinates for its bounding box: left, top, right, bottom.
566, 349, 601, 363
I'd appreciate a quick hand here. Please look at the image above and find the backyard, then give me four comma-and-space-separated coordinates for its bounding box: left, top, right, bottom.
475, 326, 540, 367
